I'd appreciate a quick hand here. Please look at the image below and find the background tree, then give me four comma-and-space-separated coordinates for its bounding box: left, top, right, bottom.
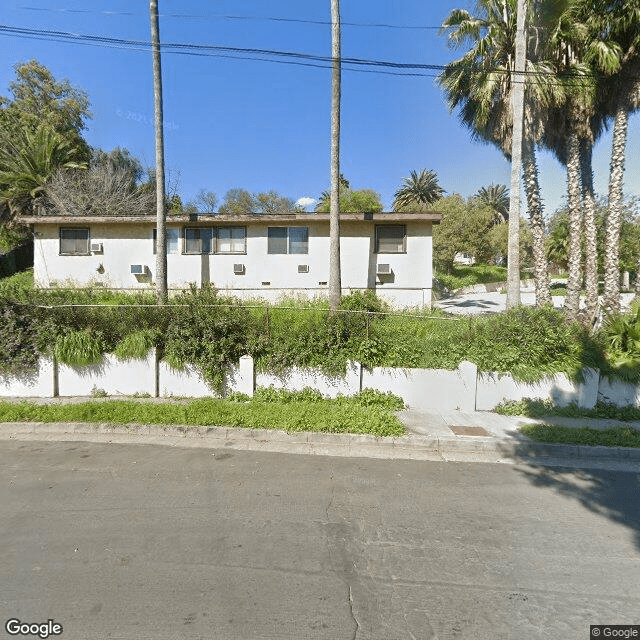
45, 149, 154, 218
2, 60, 90, 148
0, 61, 91, 246
189, 189, 218, 213
474, 184, 509, 223
316, 175, 382, 213
218, 188, 257, 216
0, 123, 87, 218
392, 169, 444, 211
432, 194, 502, 273
255, 190, 297, 215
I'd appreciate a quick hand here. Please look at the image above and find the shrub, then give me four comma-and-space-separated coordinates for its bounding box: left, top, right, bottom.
163, 291, 253, 391
114, 329, 159, 360
54, 330, 104, 366
0, 299, 39, 378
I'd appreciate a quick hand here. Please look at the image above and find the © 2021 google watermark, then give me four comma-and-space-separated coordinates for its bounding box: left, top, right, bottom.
5, 619, 63, 639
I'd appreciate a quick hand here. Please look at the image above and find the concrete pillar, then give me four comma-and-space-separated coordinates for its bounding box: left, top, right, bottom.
346, 360, 363, 394
457, 360, 478, 411
236, 355, 255, 397
577, 367, 599, 409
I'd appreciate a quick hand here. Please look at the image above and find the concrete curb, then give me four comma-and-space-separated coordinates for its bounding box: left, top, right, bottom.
1, 422, 639, 469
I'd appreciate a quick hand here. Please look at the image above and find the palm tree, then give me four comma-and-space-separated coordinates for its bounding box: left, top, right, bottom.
150, 0, 168, 304
541, 1, 622, 321
0, 122, 87, 219
438, 0, 558, 308
393, 169, 444, 211
593, 0, 640, 314
475, 184, 509, 223
329, 0, 342, 310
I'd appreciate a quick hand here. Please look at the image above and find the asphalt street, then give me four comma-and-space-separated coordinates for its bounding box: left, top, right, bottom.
1, 441, 639, 639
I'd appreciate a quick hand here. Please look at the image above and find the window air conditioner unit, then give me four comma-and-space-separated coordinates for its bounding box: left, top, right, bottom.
233, 263, 245, 274
376, 263, 392, 275
297, 264, 309, 274
90, 242, 103, 253
130, 264, 145, 275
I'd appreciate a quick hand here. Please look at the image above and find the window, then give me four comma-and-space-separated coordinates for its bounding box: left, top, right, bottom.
375, 225, 406, 253
267, 227, 309, 255
216, 227, 246, 254
183, 227, 246, 254
153, 228, 179, 254
60, 228, 89, 255
184, 228, 212, 254
288, 227, 308, 254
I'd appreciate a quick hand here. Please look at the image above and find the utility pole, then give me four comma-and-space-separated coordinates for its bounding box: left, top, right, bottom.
328, 0, 342, 310
506, 0, 526, 309
150, 0, 167, 304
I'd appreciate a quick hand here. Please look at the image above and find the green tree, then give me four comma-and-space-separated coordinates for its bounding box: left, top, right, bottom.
0, 61, 92, 245
255, 190, 296, 215
0, 123, 87, 218
393, 169, 444, 211
218, 188, 256, 216
432, 194, 499, 272
315, 179, 382, 213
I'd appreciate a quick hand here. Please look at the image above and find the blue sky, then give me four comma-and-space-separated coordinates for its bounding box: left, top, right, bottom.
1, 0, 638, 214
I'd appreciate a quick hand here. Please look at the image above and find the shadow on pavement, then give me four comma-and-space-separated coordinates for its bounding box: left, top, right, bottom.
501, 431, 640, 552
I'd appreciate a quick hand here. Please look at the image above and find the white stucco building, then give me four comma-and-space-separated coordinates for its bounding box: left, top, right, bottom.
21, 212, 441, 308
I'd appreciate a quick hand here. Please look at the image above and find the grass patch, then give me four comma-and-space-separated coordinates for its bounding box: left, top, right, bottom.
496, 398, 640, 421
0, 388, 406, 437
435, 264, 508, 291
520, 423, 640, 448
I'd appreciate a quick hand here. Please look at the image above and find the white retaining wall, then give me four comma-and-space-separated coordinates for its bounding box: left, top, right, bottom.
0, 354, 638, 411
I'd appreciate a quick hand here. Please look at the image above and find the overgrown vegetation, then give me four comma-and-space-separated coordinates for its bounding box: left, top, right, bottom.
1, 278, 639, 388
435, 264, 508, 291
0, 388, 406, 436
520, 423, 640, 448
496, 398, 640, 422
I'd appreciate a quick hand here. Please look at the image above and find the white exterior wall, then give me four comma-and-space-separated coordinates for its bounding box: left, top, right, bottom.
33, 220, 434, 308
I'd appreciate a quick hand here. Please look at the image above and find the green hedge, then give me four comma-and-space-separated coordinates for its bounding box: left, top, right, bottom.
0, 283, 624, 388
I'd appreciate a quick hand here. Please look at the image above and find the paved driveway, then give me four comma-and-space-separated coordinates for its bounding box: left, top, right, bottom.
435, 287, 636, 316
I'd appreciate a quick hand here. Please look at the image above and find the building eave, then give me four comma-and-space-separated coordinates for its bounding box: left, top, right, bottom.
20, 211, 442, 225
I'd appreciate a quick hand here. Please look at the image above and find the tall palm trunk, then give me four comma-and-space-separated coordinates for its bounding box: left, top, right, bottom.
328, 0, 342, 310
564, 129, 583, 322
506, 0, 527, 309
522, 134, 551, 306
150, 0, 167, 304
579, 138, 599, 324
603, 105, 629, 314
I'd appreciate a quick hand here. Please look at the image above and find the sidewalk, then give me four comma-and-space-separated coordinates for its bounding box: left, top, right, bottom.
1, 406, 639, 471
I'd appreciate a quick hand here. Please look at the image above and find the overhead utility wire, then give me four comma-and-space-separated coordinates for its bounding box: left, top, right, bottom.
19, 6, 441, 30
0, 24, 604, 84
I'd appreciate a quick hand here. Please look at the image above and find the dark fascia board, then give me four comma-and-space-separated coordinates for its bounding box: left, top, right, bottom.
20, 212, 442, 225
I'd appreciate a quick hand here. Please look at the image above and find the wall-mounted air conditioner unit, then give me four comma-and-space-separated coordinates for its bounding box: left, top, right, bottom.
376, 263, 392, 275
130, 264, 145, 275
297, 264, 309, 273
90, 242, 103, 253
233, 263, 245, 274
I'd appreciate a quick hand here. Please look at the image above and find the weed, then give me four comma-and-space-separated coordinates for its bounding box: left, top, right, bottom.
520, 423, 640, 448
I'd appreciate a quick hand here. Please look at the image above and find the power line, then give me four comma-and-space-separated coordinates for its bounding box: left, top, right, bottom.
0, 23, 608, 85
19, 6, 441, 30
